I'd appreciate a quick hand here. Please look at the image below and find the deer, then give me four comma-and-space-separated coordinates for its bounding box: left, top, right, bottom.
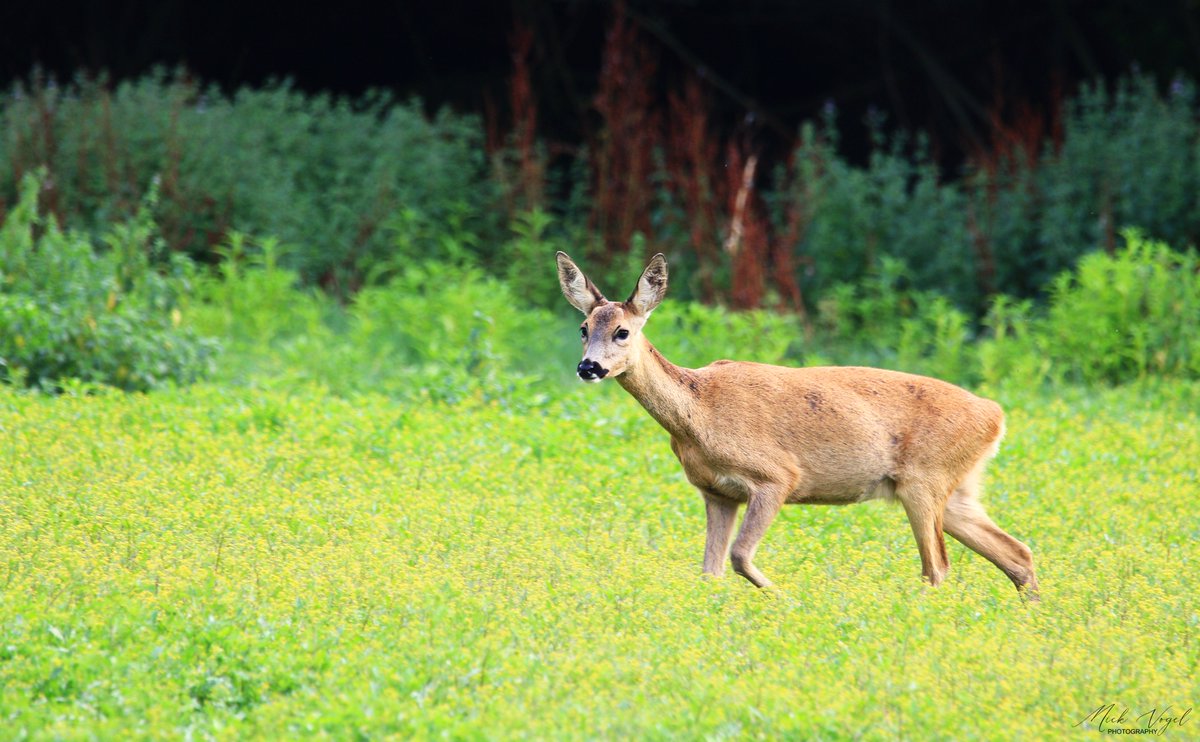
556, 251, 1039, 598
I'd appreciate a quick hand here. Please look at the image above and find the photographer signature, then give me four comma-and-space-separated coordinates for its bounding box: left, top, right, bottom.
1075, 704, 1192, 734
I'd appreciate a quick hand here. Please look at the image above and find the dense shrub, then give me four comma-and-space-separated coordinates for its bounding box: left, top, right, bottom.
183, 248, 578, 404
338, 262, 800, 404
351, 261, 563, 374
181, 229, 1199, 403
1, 71, 497, 295
5, 68, 1199, 400
177, 236, 803, 402
972, 74, 1200, 300
804, 230, 1200, 387
0, 173, 216, 391
1041, 77, 1199, 254
498, 209, 574, 310
772, 120, 977, 310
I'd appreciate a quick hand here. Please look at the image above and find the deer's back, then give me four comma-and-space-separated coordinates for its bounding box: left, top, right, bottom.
674, 362, 1004, 504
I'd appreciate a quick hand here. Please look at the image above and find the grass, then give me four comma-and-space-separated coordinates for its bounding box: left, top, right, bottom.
1, 375, 1198, 739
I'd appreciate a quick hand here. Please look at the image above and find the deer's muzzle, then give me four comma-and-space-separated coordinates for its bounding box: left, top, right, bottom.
577, 359, 609, 382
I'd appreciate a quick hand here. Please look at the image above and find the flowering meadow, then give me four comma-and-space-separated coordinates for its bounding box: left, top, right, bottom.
1, 375, 1197, 738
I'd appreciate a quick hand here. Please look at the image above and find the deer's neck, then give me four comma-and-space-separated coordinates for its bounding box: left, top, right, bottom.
617, 337, 701, 440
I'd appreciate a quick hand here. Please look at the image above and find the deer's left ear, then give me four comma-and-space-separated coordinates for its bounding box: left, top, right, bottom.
628, 253, 668, 316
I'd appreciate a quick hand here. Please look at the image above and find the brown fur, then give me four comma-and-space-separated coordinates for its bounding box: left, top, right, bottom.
556, 251, 1039, 597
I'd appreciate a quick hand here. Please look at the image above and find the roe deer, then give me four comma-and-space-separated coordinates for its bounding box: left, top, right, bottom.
556, 251, 1039, 597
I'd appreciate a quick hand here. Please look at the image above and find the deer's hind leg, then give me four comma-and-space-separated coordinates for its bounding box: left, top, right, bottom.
943, 462, 1039, 599
896, 481, 952, 587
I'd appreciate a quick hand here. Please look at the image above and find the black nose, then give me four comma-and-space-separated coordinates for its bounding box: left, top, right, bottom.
577, 359, 609, 380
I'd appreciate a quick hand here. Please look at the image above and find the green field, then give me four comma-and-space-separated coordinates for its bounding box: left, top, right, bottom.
2, 376, 1197, 738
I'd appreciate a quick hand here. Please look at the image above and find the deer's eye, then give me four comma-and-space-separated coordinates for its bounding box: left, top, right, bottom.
580, 326, 588, 339
615, 328, 630, 340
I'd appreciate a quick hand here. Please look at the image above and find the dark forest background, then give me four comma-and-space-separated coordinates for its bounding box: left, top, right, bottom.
5, 1, 1199, 170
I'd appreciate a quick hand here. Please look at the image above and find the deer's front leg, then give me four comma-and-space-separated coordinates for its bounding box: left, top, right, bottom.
702, 491, 740, 577
730, 488, 786, 588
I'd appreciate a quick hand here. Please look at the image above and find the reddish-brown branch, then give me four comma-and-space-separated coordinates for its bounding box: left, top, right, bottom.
769, 156, 808, 320
666, 75, 721, 302
590, 1, 660, 259
725, 147, 766, 309
509, 25, 543, 211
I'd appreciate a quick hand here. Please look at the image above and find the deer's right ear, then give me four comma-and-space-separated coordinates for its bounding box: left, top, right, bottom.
556, 251, 606, 315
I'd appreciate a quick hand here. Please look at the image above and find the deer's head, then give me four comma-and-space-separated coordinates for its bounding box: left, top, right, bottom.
556, 252, 668, 382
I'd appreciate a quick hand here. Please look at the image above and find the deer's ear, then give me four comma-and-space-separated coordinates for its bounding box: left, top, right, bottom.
556, 252, 606, 315
627, 253, 668, 316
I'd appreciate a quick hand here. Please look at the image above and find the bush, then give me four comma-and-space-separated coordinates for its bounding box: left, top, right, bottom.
178, 239, 805, 403
171, 229, 1197, 401
351, 261, 560, 369
1040, 75, 1200, 258
973, 73, 1200, 300
499, 209, 574, 310
0, 173, 216, 391
336, 260, 574, 404
775, 118, 977, 311
979, 231, 1200, 385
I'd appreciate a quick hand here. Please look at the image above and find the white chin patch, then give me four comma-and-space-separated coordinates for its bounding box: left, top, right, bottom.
581, 376, 604, 384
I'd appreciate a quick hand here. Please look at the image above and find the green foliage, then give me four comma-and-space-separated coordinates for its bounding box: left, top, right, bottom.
184, 249, 577, 406
1038, 75, 1200, 266
1, 70, 497, 295
187, 232, 331, 346
0, 172, 216, 391
972, 73, 1200, 300
347, 254, 800, 398
808, 257, 977, 383
350, 260, 568, 384
806, 231, 1200, 387
648, 300, 795, 368
182, 231, 340, 388
175, 234, 806, 404
8, 71, 1198, 396
778, 118, 976, 310
499, 208, 571, 309
894, 295, 974, 383
179, 226, 1199, 405
980, 231, 1200, 385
